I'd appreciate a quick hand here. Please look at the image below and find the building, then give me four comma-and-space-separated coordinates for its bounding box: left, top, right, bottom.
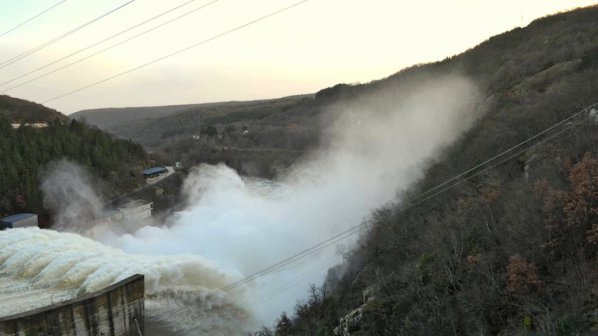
10, 122, 48, 129
0, 213, 38, 230
143, 166, 167, 179
101, 209, 124, 223
118, 200, 153, 221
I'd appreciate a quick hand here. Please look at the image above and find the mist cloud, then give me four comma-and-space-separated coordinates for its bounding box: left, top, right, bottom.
40, 160, 104, 232
102, 73, 482, 325
2, 74, 482, 334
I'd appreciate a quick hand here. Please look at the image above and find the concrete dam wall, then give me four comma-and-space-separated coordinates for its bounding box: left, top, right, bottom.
0, 274, 144, 336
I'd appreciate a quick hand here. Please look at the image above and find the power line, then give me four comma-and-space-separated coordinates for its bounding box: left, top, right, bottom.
410, 103, 597, 207
245, 254, 339, 310
409, 117, 588, 208
0, 0, 67, 39
39, 0, 309, 104
220, 225, 357, 292
0, 0, 136, 70
216, 103, 596, 293
412, 103, 597, 202
0, 0, 206, 89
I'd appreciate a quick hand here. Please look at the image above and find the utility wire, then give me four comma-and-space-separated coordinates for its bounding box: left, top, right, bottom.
0, 0, 67, 39
220, 225, 356, 292
216, 103, 596, 293
411, 104, 597, 202
0, 0, 136, 70
0, 0, 206, 89
246, 254, 339, 309
409, 117, 588, 208
38, 0, 309, 104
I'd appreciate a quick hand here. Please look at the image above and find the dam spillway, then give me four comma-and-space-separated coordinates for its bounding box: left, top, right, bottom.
0, 274, 144, 336
0, 227, 247, 335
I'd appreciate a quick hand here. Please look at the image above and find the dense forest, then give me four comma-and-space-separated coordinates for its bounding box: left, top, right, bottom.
0, 110, 148, 221
257, 6, 598, 336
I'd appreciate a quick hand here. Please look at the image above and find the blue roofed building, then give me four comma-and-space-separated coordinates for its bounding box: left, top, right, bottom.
143, 166, 167, 178
1, 213, 38, 230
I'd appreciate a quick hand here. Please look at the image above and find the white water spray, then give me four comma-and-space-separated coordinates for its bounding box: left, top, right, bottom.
0, 74, 481, 334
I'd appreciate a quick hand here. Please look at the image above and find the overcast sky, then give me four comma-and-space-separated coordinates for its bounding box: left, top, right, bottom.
0, 0, 595, 114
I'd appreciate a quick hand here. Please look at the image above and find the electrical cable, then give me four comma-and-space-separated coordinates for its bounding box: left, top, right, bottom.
37, 0, 309, 104
412, 103, 598, 202
0, 0, 136, 70
0, 0, 215, 89
215, 103, 596, 293
0, 0, 67, 39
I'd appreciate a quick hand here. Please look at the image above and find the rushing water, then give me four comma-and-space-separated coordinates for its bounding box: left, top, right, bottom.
0, 228, 250, 334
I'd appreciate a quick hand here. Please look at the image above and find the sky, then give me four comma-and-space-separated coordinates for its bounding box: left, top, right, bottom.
0, 0, 596, 114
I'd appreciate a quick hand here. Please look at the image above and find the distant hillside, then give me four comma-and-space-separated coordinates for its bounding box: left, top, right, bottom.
76, 94, 316, 177
71, 103, 204, 129
71, 95, 313, 131
0, 98, 149, 222
0, 95, 68, 123
73, 7, 598, 184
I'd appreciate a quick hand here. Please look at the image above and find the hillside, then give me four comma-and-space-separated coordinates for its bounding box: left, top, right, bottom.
253, 5, 598, 336
0, 99, 149, 223
73, 7, 598, 183
75, 94, 316, 177
0, 95, 68, 123
64, 6, 598, 334
71, 103, 205, 129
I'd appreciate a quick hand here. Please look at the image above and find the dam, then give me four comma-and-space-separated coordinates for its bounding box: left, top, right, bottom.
0, 227, 247, 335
0, 275, 144, 336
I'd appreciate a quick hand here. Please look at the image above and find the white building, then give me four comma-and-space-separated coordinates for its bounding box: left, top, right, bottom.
11, 122, 48, 129
117, 200, 153, 221
1, 213, 38, 229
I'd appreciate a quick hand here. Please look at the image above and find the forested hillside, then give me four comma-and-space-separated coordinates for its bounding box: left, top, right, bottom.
0, 95, 67, 123
259, 6, 598, 336
71, 103, 207, 129
0, 103, 148, 221
77, 94, 317, 177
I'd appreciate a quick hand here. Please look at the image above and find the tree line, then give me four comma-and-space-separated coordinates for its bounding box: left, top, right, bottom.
0, 115, 148, 221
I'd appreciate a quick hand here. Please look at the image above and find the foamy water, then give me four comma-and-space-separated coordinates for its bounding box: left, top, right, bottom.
0, 228, 251, 334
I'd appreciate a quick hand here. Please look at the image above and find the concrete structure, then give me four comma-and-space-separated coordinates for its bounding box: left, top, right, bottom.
118, 200, 153, 221
102, 209, 124, 223
0, 213, 38, 230
0, 274, 145, 336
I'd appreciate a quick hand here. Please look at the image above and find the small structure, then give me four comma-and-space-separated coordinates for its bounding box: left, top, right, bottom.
101, 209, 123, 223
143, 166, 167, 179
10, 122, 48, 129
0, 213, 38, 230
118, 200, 153, 221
